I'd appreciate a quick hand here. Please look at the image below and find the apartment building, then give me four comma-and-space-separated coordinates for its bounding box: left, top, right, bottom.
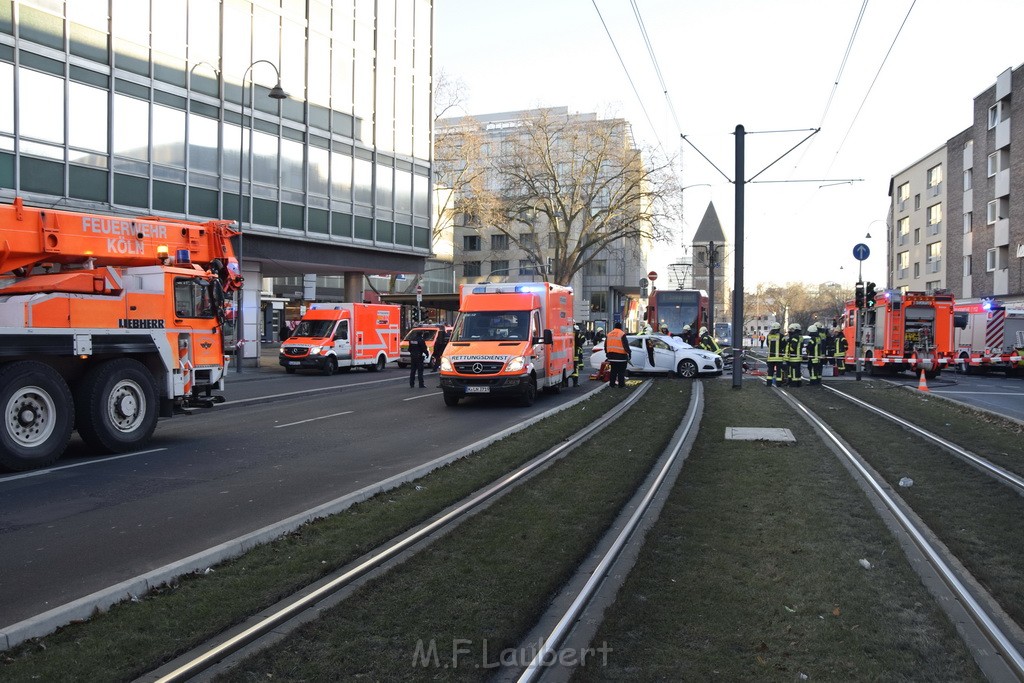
0, 0, 434, 362
890, 64, 1024, 303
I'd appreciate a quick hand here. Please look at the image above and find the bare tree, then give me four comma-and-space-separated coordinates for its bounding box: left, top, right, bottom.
489, 108, 680, 286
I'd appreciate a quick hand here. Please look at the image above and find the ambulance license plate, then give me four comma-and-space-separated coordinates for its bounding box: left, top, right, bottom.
287, 361, 300, 366
466, 386, 490, 394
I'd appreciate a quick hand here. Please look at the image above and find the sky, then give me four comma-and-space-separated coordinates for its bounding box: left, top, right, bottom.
433, 0, 1024, 290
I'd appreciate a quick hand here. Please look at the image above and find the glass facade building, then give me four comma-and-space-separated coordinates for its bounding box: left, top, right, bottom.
0, 0, 434, 353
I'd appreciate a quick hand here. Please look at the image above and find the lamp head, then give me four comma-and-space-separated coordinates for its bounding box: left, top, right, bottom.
269, 83, 288, 100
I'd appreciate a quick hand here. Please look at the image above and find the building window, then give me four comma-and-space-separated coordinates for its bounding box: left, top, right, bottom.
913, 262, 920, 278
463, 235, 481, 251
589, 290, 607, 313
963, 212, 972, 234
584, 259, 608, 276
897, 250, 909, 279
986, 246, 1008, 271
914, 228, 920, 245
926, 242, 941, 273
490, 259, 509, 276
963, 169, 972, 191
518, 259, 540, 276
926, 164, 942, 195
914, 194, 920, 211
925, 280, 941, 291
897, 217, 910, 245
463, 261, 481, 277
926, 204, 942, 235
986, 248, 997, 272
987, 149, 1009, 177
987, 199, 1009, 224
988, 101, 1005, 129
963, 255, 971, 276
519, 232, 539, 252
896, 182, 910, 211
491, 233, 508, 250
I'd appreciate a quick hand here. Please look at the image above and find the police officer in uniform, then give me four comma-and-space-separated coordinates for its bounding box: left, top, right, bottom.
765, 322, 783, 386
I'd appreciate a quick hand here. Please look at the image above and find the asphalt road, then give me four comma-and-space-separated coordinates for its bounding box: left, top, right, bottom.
0, 359, 599, 627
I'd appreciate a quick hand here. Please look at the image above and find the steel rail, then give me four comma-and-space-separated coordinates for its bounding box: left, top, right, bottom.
785, 391, 1024, 680
823, 385, 1024, 495
517, 381, 703, 683
150, 382, 652, 683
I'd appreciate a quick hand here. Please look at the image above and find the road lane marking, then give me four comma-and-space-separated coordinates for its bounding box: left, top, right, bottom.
403, 391, 443, 401
273, 411, 355, 428
0, 449, 168, 484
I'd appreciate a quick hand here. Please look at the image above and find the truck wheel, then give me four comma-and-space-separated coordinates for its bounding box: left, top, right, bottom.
322, 357, 338, 376
74, 358, 158, 454
443, 393, 461, 407
519, 378, 537, 407
0, 361, 74, 471
369, 355, 386, 372
676, 359, 698, 378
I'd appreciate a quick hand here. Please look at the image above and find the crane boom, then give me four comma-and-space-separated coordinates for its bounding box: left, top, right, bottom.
0, 197, 240, 283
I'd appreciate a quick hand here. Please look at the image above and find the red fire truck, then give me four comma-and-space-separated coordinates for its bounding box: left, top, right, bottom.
954, 298, 1024, 376
842, 289, 959, 379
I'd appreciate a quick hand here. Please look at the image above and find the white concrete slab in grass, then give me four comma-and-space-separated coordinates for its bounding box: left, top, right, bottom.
725, 427, 796, 443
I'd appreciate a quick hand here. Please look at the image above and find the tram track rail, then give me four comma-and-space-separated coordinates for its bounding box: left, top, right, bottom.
143, 382, 656, 682
779, 386, 1024, 681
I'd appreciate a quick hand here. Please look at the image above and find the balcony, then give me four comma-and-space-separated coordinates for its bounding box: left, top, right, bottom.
996, 117, 1011, 149
927, 182, 942, 197
926, 258, 942, 274
995, 168, 1010, 197
995, 217, 1009, 246
994, 267, 1009, 295
927, 221, 942, 236
897, 267, 909, 280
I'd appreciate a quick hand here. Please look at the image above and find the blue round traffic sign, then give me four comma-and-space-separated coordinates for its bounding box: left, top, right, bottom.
853, 243, 870, 261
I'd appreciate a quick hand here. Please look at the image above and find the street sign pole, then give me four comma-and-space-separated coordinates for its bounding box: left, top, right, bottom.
852, 243, 870, 381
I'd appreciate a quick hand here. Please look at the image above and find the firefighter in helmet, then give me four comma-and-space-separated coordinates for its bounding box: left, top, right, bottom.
765, 321, 784, 386
570, 322, 586, 386
697, 326, 721, 354
785, 323, 803, 387
832, 328, 848, 375
806, 324, 822, 384
681, 324, 695, 346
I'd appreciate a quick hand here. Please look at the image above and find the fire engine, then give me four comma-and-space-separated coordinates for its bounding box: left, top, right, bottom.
842, 288, 959, 379
0, 197, 240, 471
954, 298, 1024, 376
439, 282, 574, 407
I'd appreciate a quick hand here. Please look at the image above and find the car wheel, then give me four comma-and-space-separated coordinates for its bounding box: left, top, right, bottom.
676, 359, 698, 378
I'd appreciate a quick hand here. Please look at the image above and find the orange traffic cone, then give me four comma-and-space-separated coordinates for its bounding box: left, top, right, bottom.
917, 369, 929, 392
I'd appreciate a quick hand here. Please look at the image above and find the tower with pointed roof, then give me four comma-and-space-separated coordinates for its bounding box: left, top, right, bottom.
691, 202, 730, 323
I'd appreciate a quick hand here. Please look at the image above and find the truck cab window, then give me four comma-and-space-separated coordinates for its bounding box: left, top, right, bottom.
174, 278, 215, 319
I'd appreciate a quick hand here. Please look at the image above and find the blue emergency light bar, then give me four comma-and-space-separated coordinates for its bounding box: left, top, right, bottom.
176, 249, 191, 264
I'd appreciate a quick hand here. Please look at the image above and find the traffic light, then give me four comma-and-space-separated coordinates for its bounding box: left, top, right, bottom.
865, 282, 877, 308
855, 281, 865, 309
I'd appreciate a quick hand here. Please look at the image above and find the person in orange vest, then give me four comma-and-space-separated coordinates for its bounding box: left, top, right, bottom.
605, 321, 631, 388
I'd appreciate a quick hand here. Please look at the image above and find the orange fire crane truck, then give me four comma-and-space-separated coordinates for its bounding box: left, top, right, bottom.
0, 197, 241, 471
842, 288, 959, 379
954, 299, 1024, 376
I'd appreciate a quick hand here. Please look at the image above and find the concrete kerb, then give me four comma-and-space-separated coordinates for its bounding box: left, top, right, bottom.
0, 384, 607, 651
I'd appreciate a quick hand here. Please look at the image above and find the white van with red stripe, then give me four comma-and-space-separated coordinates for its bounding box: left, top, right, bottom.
279, 303, 400, 375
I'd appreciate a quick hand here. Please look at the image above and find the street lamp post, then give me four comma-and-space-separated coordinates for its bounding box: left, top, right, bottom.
235, 60, 287, 372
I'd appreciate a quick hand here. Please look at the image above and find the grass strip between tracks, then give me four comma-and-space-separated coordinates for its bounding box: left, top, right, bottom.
215, 379, 692, 680
801, 381, 1024, 631
575, 379, 985, 682
0, 381, 639, 682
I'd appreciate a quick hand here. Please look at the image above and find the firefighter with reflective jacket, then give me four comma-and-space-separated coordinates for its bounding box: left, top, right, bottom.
784, 323, 803, 387
570, 323, 586, 386
681, 324, 695, 346
832, 328, 848, 375
697, 326, 721, 354
765, 322, 784, 386
806, 324, 823, 384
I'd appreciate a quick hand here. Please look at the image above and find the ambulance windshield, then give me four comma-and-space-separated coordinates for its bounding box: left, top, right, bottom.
292, 319, 336, 339
453, 311, 531, 341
